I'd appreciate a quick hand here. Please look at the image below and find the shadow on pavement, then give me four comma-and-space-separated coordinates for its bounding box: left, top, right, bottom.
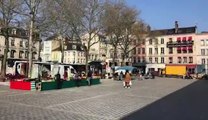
121, 80, 208, 120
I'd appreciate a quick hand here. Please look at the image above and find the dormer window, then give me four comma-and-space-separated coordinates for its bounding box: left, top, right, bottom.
72, 45, 76, 50
12, 29, 16, 35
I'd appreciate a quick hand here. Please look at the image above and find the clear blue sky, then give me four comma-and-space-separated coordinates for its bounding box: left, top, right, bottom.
126, 0, 208, 32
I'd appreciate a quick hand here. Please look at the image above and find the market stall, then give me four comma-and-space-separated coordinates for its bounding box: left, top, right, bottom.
9, 61, 101, 91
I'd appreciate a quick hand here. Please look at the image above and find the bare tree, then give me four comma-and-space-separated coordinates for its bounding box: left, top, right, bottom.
41, 0, 79, 63
102, 0, 126, 68
0, 0, 22, 79
20, 0, 41, 77
118, 21, 147, 66
56, 0, 104, 73
81, 0, 104, 73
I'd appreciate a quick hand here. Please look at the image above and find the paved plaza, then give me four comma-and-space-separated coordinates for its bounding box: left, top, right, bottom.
0, 78, 208, 120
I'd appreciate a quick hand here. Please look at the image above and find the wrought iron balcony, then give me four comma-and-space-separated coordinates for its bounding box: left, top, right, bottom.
167, 41, 194, 47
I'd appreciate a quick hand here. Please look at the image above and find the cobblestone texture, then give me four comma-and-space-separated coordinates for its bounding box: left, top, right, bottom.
0, 78, 195, 120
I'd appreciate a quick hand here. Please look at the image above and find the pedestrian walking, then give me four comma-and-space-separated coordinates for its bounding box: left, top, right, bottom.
87, 70, 92, 86
74, 72, 81, 87
124, 70, 131, 88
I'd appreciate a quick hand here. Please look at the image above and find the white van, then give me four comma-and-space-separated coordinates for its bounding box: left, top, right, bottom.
13, 61, 76, 80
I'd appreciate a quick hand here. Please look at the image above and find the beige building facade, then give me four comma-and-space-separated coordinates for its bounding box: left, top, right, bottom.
0, 27, 40, 73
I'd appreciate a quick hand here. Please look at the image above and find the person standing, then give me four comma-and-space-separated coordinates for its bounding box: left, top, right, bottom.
55, 70, 62, 89
74, 72, 81, 87
87, 70, 92, 86
124, 70, 131, 88
119, 71, 124, 81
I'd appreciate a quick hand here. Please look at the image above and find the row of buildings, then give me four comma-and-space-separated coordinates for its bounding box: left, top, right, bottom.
0, 27, 40, 73
1, 21, 208, 75
134, 21, 208, 74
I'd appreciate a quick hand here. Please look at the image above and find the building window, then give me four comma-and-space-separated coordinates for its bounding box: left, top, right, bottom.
155, 57, 158, 63
169, 47, 173, 54
178, 57, 182, 63
72, 45, 77, 50
133, 48, 136, 54
202, 59, 206, 64
182, 47, 187, 53
142, 48, 145, 54
12, 29, 16, 35
155, 39, 158, 45
10, 50, 16, 58
20, 41, 23, 47
206, 49, 208, 55
11, 38, 15, 46
155, 48, 158, 55
206, 40, 208, 46
138, 57, 141, 63
201, 40, 205, 46
161, 57, 164, 63
25, 51, 28, 58
25, 41, 28, 47
138, 48, 141, 54
188, 47, 193, 53
161, 38, 164, 44
183, 57, 187, 63
142, 57, 145, 62
189, 57, 193, 63
149, 57, 152, 63
161, 48, 164, 54
149, 39, 152, 45
19, 51, 24, 58
177, 47, 181, 53
149, 48, 152, 55
169, 57, 173, 63
201, 49, 205, 55
169, 38, 173, 42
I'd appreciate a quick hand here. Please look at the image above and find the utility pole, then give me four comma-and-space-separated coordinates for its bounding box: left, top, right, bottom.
28, 0, 35, 78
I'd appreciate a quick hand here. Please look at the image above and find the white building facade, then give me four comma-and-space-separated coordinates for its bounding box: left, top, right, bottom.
195, 33, 208, 73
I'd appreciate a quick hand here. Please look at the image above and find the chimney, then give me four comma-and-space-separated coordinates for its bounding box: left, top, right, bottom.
147, 25, 151, 32
175, 21, 179, 33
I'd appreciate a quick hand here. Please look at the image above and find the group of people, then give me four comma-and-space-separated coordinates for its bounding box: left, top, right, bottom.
74, 71, 93, 87
118, 70, 132, 88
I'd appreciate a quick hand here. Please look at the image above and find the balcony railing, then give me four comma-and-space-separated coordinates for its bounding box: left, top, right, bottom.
167, 41, 194, 47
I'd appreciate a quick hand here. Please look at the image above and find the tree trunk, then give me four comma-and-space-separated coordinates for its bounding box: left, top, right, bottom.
28, 18, 34, 78
28, 0, 35, 78
85, 49, 89, 75
1, 29, 9, 79
112, 46, 117, 73
61, 37, 64, 63
38, 38, 41, 61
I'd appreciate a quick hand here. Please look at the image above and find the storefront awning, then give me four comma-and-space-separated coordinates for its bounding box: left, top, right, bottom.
186, 65, 196, 69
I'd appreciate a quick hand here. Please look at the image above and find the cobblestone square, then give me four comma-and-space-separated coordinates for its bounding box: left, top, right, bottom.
0, 78, 204, 120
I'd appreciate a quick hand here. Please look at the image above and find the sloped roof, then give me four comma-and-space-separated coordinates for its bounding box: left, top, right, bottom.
65, 43, 84, 51
45, 34, 59, 41
150, 26, 197, 36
